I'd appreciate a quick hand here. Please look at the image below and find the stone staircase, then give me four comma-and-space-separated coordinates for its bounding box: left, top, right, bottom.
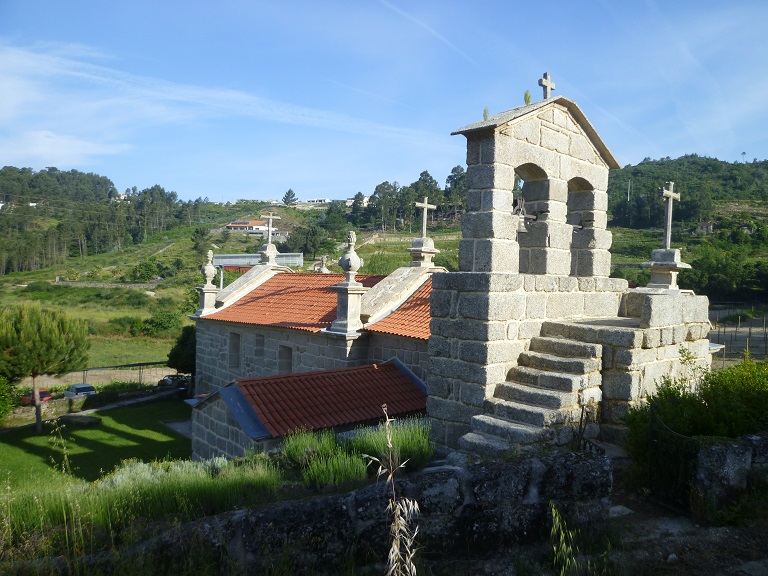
458, 325, 603, 456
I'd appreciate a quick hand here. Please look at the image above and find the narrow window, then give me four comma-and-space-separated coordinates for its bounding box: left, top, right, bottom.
278, 345, 293, 373
254, 334, 265, 359
229, 332, 241, 370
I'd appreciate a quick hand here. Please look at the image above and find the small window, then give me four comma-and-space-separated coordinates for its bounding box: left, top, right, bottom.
229, 332, 241, 370
254, 334, 265, 359
278, 345, 293, 373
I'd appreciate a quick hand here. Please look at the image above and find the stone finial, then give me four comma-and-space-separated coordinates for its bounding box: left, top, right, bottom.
318, 255, 330, 274
260, 242, 278, 265
338, 231, 363, 280
202, 250, 216, 287
327, 230, 368, 336
196, 250, 219, 317
538, 72, 556, 99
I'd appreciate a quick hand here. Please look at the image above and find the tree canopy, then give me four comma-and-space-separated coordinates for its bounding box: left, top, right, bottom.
0, 303, 89, 432
282, 189, 298, 205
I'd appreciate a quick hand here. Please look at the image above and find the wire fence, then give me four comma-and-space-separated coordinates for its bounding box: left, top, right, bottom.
709, 304, 768, 364
19, 362, 175, 388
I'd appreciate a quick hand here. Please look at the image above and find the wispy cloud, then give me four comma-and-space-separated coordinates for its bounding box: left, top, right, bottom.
0, 41, 444, 167
375, 0, 477, 66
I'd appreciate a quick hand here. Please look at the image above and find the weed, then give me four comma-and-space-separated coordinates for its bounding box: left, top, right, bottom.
364, 405, 420, 576
550, 501, 610, 576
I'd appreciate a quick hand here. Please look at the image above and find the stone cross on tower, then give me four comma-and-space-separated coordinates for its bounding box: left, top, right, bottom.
538, 72, 556, 99
259, 211, 281, 244
415, 196, 436, 238
660, 181, 679, 249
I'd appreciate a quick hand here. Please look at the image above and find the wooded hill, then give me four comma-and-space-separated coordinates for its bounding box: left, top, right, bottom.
0, 167, 209, 274
607, 154, 768, 228
2, 155, 767, 302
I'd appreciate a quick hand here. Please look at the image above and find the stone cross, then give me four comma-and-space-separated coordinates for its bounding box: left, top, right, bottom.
660, 181, 679, 249
259, 211, 281, 244
415, 196, 436, 238
538, 72, 556, 99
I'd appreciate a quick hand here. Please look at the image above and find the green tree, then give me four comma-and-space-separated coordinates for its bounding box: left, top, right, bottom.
412, 171, 443, 220
0, 304, 89, 433
168, 325, 196, 376
0, 375, 13, 424
445, 165, 467, 220
350, 192, 366, 226
282, 188, 298, 205
191, 226, 210, 255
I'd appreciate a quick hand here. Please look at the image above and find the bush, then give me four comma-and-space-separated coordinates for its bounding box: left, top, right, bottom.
280, 429, 337, 470
343, 418, 433, 472
140, 310, 181, 337
624, 357, 768, 466
302, 450, 367, 489
0, 375, 14, 422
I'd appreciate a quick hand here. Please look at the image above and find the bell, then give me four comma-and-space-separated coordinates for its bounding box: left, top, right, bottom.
517, 217, 528, 234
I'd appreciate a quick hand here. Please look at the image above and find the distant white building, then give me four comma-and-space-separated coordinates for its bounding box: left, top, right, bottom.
345, 196, 370, 208
225, 219, 273, 235
305, 198, 331, 204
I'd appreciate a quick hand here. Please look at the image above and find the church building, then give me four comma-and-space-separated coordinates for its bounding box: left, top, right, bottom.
190, 77, 712, 460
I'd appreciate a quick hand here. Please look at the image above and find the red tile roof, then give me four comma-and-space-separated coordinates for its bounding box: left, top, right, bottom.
366, 277, 432, 340
236, 363, 426, 437
206, 273, 384, 332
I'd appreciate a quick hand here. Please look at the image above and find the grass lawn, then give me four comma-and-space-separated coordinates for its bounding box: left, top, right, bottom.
88, 336, 176, 366
0, 399, 192, 488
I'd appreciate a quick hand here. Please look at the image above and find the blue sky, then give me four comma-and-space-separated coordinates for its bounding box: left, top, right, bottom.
1, 1, 767, 203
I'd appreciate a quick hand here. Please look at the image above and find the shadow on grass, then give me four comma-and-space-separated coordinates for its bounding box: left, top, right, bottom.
0, 398, 192, 483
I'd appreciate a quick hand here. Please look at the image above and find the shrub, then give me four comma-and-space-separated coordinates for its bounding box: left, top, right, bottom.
302, 450, 367, 489
140, 310, 181, 337
0, 376, 14, 422
280, 429, 337, 470
624, 357, 768, 466
343, 418, 433, 473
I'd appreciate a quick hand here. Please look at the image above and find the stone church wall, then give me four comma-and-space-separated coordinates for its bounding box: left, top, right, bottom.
367, 332, 429, 381
195, 320, 367, 394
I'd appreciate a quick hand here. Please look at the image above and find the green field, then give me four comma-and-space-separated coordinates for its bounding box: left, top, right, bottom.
0, 399, 192, 487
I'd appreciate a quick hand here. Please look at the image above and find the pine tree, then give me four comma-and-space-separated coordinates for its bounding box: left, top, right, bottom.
0, 304, 89, 433
282, 188, 298, 205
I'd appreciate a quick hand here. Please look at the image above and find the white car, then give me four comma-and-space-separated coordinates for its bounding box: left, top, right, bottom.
63, 384, 97, 398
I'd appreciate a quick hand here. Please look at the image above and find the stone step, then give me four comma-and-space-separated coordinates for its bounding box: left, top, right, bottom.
457, 431, 512, 456
494, 382, 578, 409
518, 351, 601, 375
540, 320, 601, 343
471, 414, 545, 444
485, 397, 577, 427
529, 336, 602, 359
506, 366, 590, 392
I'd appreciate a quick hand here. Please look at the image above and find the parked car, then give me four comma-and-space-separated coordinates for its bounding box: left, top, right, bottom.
63, 384, 97, 398
158, 374, 191, 387
21, 388, 53, 406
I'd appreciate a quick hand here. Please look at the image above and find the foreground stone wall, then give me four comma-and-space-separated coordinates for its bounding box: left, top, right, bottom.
72, 451, 612, 574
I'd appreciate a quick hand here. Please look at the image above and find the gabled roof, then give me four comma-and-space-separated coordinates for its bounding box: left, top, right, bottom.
226, 219, 267, 227
366, 277, 432, 340
452, 96, 619, 169
205, 273, 385, 332
235, 362, 427, 438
